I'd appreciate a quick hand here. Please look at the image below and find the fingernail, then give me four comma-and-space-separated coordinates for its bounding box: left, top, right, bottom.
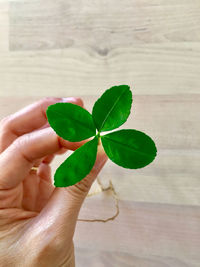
61, 97, 77, 103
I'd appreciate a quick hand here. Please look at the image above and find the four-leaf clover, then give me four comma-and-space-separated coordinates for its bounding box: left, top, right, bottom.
46, 85, 157, 187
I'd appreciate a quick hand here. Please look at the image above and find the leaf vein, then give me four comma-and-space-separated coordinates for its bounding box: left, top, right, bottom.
52, 109, 95, 134
103, 136, 155, 158
99, 87, 128, 131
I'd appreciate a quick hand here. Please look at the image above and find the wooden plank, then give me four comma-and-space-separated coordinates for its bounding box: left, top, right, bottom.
75, 247, 194, 267
74, 198, 200, 267
0, 2, 9, 52
9, 0, 200, 51
0, 44, 200, 96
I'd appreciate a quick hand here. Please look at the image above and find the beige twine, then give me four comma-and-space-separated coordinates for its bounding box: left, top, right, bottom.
31, 167, 120, 223
77, 176, 119, 223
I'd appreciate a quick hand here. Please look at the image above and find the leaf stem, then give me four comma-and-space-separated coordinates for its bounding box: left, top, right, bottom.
97, 131, 101, 138
97, 131, 101, 145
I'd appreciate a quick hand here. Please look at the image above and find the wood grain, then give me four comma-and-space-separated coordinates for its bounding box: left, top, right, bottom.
0, 0, 200, 266
0, 44, 200, 96
0, 2, 8, 52
75, 198, 200, 267
9, 0, 200, 51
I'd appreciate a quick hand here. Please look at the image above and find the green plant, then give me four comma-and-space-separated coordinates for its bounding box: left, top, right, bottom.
46, 85, 157, 187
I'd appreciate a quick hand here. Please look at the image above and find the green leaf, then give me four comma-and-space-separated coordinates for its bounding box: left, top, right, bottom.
92, 85, 132, 132
46, 102, 96, 142
54, 136, 98, 187
101, 129, 157, 169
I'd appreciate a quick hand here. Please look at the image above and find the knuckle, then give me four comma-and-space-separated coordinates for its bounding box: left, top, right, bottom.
13, 134, 33, 162
15, 134, 29, 146
12, 136, 24, 151
64, 178, 93, 202
73, 177, 93, 195
0, 115, 12, 129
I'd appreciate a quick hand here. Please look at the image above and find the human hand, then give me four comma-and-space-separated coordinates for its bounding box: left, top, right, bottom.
0, 97, 108, 267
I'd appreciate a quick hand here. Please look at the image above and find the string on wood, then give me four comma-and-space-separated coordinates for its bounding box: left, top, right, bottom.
77, 176, 119, 223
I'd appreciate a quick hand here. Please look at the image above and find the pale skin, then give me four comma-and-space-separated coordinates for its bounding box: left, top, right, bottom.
0, 97, 108, 267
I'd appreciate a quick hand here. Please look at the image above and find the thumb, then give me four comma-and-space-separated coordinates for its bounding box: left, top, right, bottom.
33, 143, 108, 242
65, 143, 108, 206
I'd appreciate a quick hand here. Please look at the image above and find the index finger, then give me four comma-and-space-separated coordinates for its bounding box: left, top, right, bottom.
0, 97, 84, 153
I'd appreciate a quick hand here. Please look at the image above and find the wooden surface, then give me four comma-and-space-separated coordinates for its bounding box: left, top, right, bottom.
0, 1, 200, 266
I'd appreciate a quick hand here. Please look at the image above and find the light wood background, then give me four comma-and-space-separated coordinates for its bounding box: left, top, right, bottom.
0, 1, 200, 266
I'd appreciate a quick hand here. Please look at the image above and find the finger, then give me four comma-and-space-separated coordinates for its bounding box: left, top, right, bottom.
22, 163, 53, 212
55, 147, 68, 155
0, 127, 88, 189
0, 97, 84, 153
38, 163, 52, 183
29, 144, 108, 243
36, 163, 55, 212
33, 147, 68, 168
41, 148, 68, 165
42, 154, 55, 164
67, 143, 108, 202
33, 147, 68, 169
22, 172, 40, 211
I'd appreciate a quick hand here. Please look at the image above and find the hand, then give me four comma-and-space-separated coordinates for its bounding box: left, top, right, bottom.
0, 97, 108, 267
